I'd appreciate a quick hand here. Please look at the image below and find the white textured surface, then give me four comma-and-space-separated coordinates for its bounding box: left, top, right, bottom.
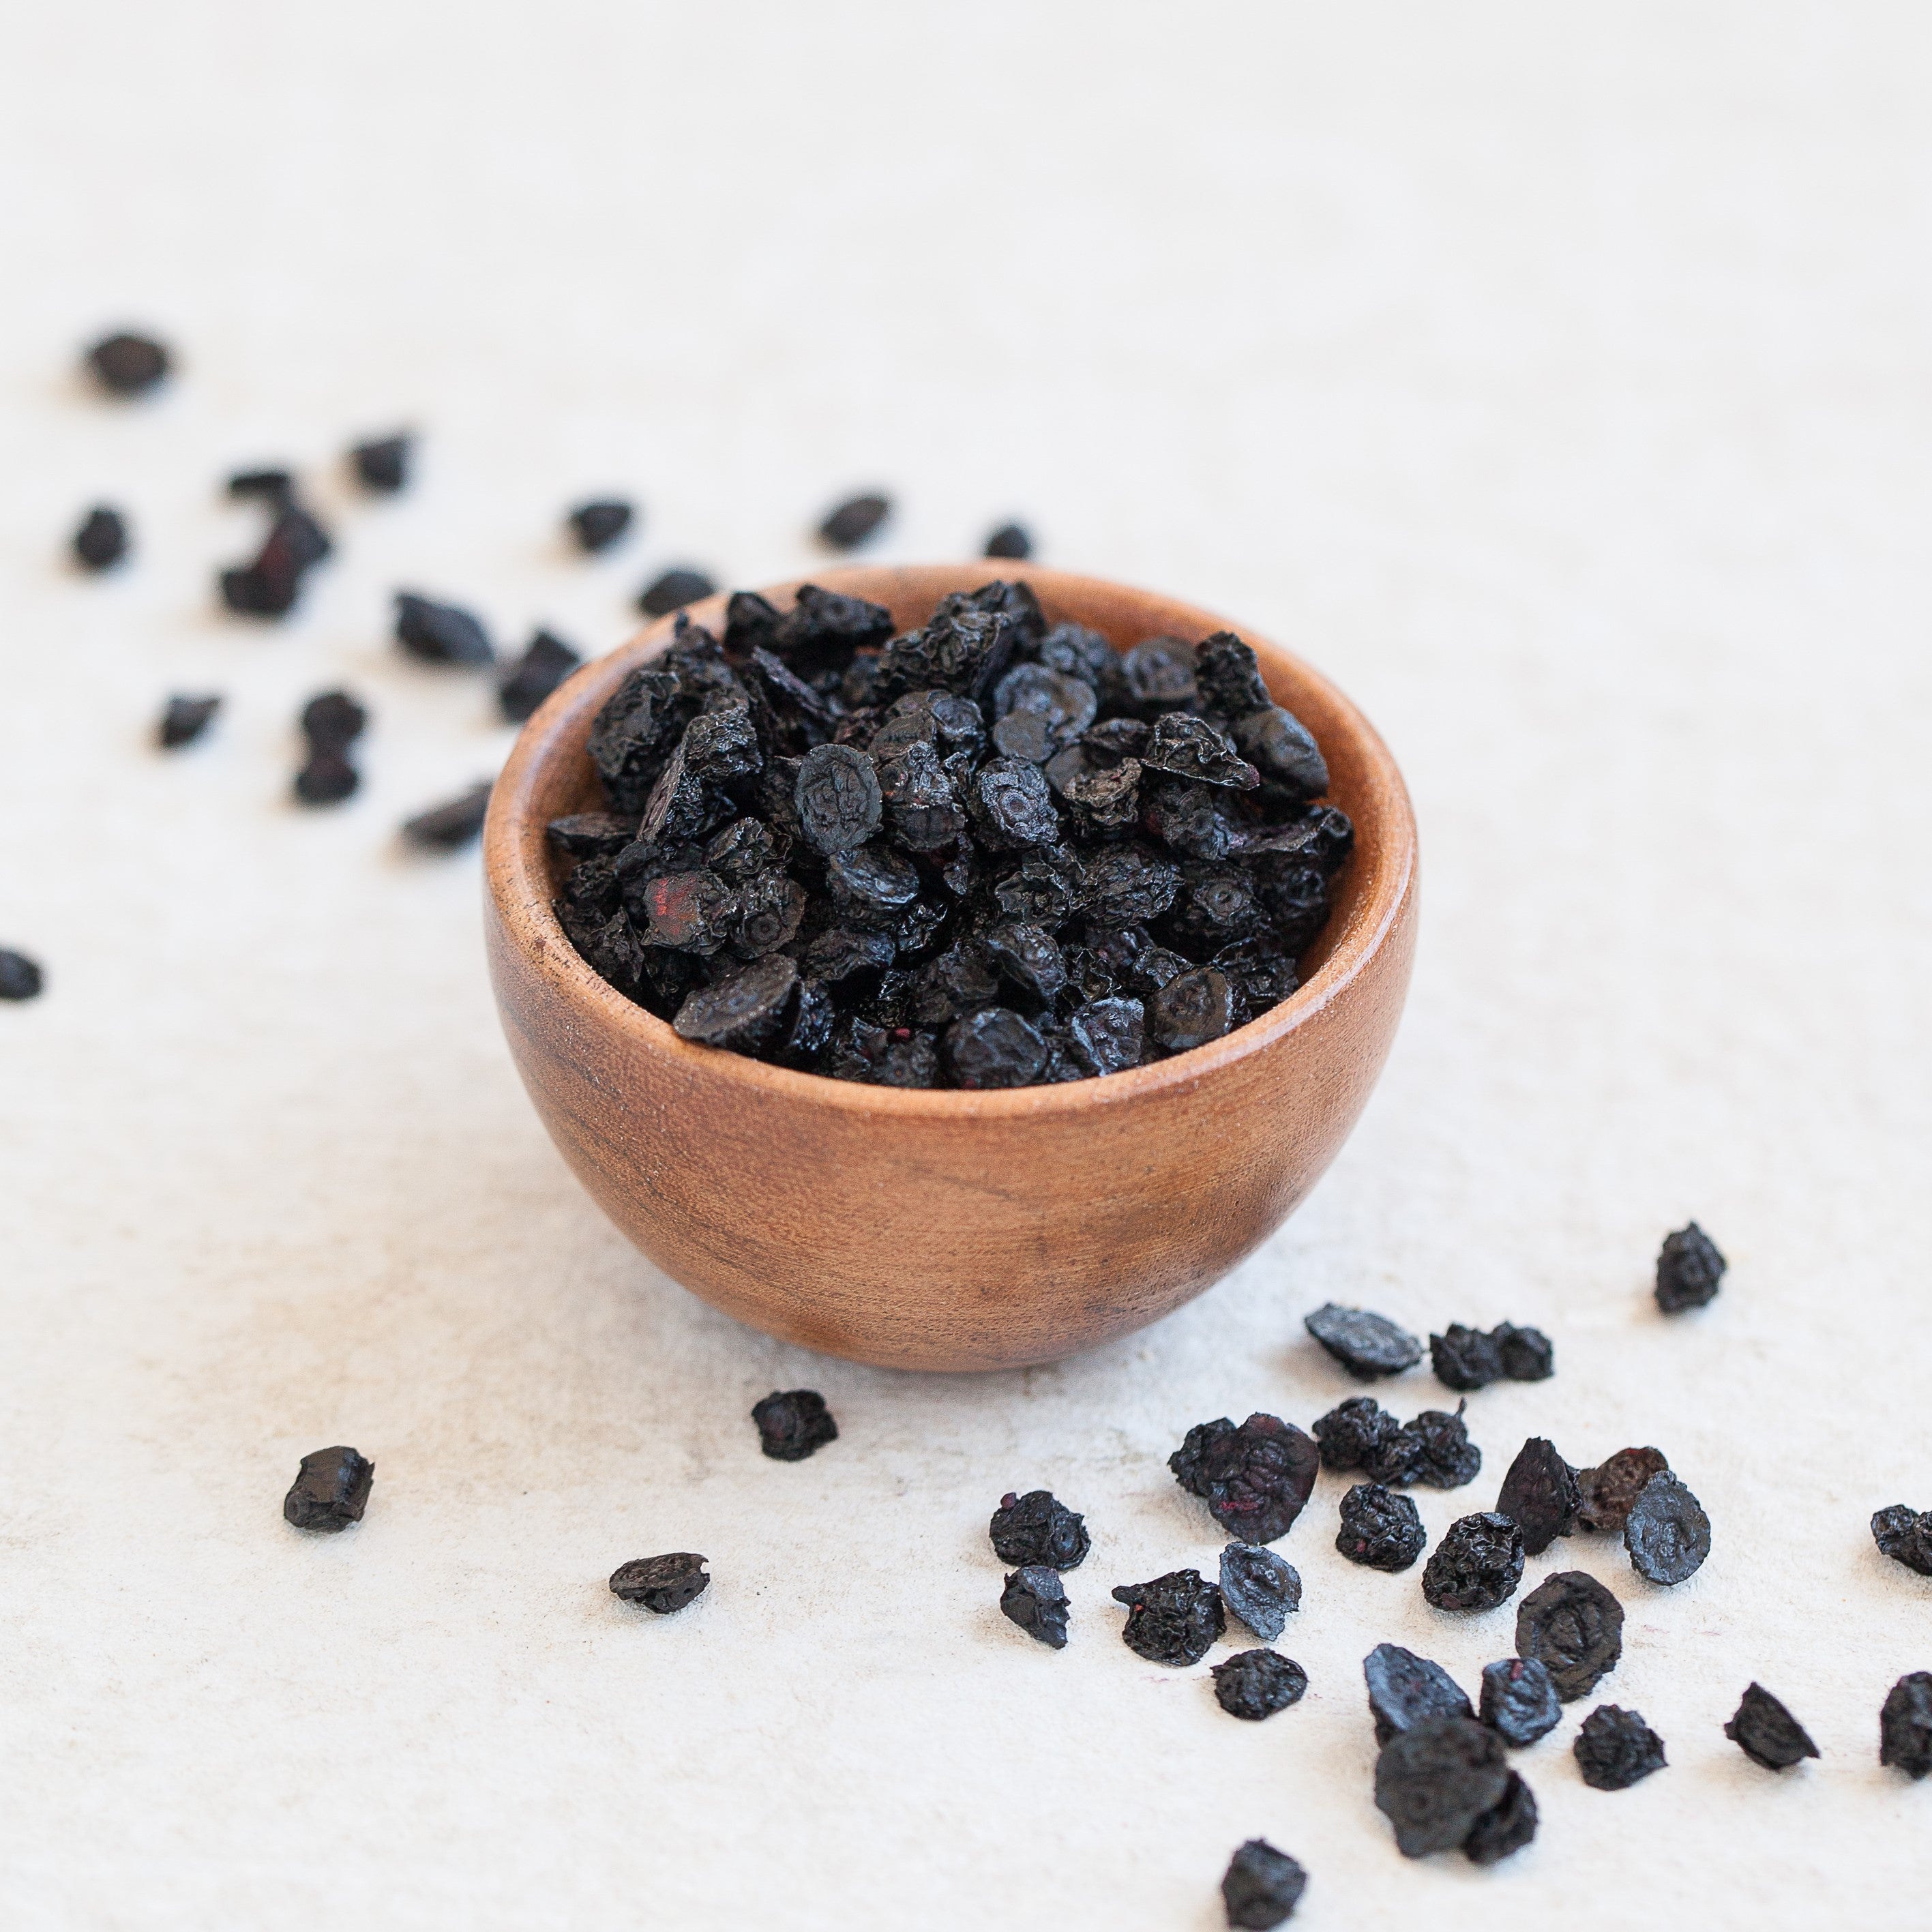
3, 5, 1929, 1928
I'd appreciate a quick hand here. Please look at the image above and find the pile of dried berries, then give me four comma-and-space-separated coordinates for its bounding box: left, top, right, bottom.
1313, 1396, 1481, 1489
548, 584, 1350, 1086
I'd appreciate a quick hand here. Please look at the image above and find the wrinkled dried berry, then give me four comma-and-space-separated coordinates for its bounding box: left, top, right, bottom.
1399, 1406, 1483, 1489
1479, 1658, 1562, 1747
1429, 1324, 1504, 1392
86, 330, 170, 396
1219, 1544, 1301, 1641
1314, 1397, 1407, 1474
1121, 636, 1199, 712
351, 433, 411, 492
569, 499, 634, 552
1148, 966, 1233, 1052
610, 1552, 709, 1614
752, 1388, 837, 1461
1305, 1303, 1423, 1380
1000, 1565, 1070, 1648
158, 694, 221, 749
1493, 1322, 1554, 1381
1624, 1471, 1710, 1585
283, 1446, 372, 1532
72, 505, 128, 571
983, 522, 1032, 561
1573, 1704, 1666, 1789
402, 782, 492, 851
1213, 1649, 1308, 1720
0, 949, 44, 1002
1463, 1770, 1537, 1865
1495, 1437, 1580, 1555
1516, 1571, 1623, 1700
1655, 1221, 1725, 1313
1170, 1414, 1320, 1544
548, 812, 638, 859
1422, 1513, 1525, 1613
795, 743, 882, 854
1365, 1643, 1473, 1745
1880, 1672, 1932, 1778
1336, 1484, 1427, 1571
818, 492, 890, 548
1725, 1683, 1817, 1770
1112, 1569, 1225, 1665
1374, 1716, 1511, 1858
639, 567, 717, 617
946, 1006, 1047, 1089
1871, 1504, 1932, 1577
499, 630, 583, 722
395, 591, 493, 666
990, 1490, 1089, 1571
1220, 1839, 1305, 1929
1575, 1448, 1669, 1533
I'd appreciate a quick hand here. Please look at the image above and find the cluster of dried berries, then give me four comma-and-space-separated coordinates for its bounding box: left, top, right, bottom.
1430, 1321, 1554, 1391
1871, 1503, 1932, 1577
610, 1552, 710, 1614
551, 585, 1348, 1086
1304, 1303, 1421, 1378
990, 1489, 1087, 1648
282, 1445, 373, 1532
0, 949, 44, 1002
751, 1388, 838, 1461
1655, 1221, 1725, 1312
1313, 1395, 1481, 1489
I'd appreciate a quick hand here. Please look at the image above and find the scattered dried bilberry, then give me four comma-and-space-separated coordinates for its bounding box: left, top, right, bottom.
1000, 1565, 1070, 1647
351, 433, 411, 493
1515, 1571, 1623, 1700
1314, 1396, 1406, 1475
818, 492, 890, 549
752, 1388, 837, 1461
1373, 1715, 1511, 1858
1364, 1643, 1473, 1745
1463, 1770, 1537, 1865
1479, 1658, 1562, 1747
1871, 1504, 1932, 1577
158, 694, 221, 749
1575, 1447, 1669, 1533
1879, 1671, 1932, 1779
1213, 1648, 1308, 1720
1725, 1683, 1819, 1770
983, 522, 1032, 561
282, 1445, 372, 1532
295, 753, 359, 805
1494, 1438, 1580, 1556
639, 567, 717, 618
1304, 1303, 1423, 1380
1112, 1569, 1225, 1666
990, 1490, 1088, 1571
1336, 1484, 1427, 1571
1655, 1221, 1725, 1313
72, 505, 128, 571
395, 591, 493, 666
402, 782, 492, 851
569, 499, 634, 552
0, 950, 46, 1002
1624, 1471, 1711, 1585
218, 500, 333, 618
1573, 1704, 1666, 1789
1430, 1324, 1503, 1391
1219, 1544, 1301, 1641
1220, 1839, 1306, 1929
302, 689, 368, 753
1493, 1322, 1554, 1381
499, 630, 583, 723
610, 1552, 709, 1614
1400, 1405, 1483, 1489
1170, 1414, 1320, 1544
228, 467, 293, 503
1421, 1513, 1525, 1613
86, 330, 170, 396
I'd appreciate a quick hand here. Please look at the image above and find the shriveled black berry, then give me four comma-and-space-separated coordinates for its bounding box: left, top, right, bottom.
1000, 1565, 1069, 1647
295, 753, 359, 805
1147, 966, 1233, 1052
983, 522, 1032, 561
1871, 1504, 1932, 1577
1655, 1221, 1725, 1312
1725, 1683, 1819, 1770
499, 630, 583, 722
547, 812, 638, 858
1879, 1672, 1932, 1779
1142, 713, 1259, 789
301, 689, 368, 753
402, 782, 492, 851
158, 694, 221, 749
228, 468, 294, 503
610, 1552, 709, 1614
1373, 1715, 1511, 1858
1493, 1322, 1554, 1381
1421, 1513, 1525, 1613
1463, 1770, 1538, 1865
1574, 1704, 1666, 1788
1479, 1658, 1562, 1747
990, 1490, 1089, 1571
351, 433, 411, 493
1220, 1839, 1305, 1929
1219, 1544, 1301, 1641
1336, 1484, 1427, 1571
395, 591, 493, 666
795, 743, 882, 854
1575, 1447, 1669, 1533
86, 330, 170, 396
1430, 1324, 1503, 1392
818, 492, 890, 549
283, 1446, 372, 1532
1111, 1569, 1225, 1665
1170, 1414, 1320, 1544
1399, 1406, 1483, 1489
639, 567, 717, 617
1305, 1303, 1422, 1380
1516, 1571, 1623, 1700
1494, 1437, 1580, 1554
569, 499, 634, 552
1624, 1471, 1711, 1585
1233, 707, 1328, 797
72, 505, 128, 571
1313, 1397, 1406, 1474
1364, 1642, 1473, 1746
945, 1006, 1047, 1089
1121, 636, 1199, 713
0, 949, 44, 1002
220, 504, 333, 618
752, 1388, 837, 1461
1213, 1648, 1307, 1720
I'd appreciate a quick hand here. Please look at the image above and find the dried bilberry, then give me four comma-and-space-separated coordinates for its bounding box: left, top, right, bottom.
1575, 1447, 1669, 1533
983, 522, 1032, 561
395, 591, 493, 666
1463, 1770, 1537, 1865
301, 689, 368, 754
401, 782, 492, 851
1373, 1715, 1511, 1858
1655, 1221, 1725, 1312
1493, 1322, 1554, 1381
158, 694, 221, 749
1219, 1839, 1305, 1929
1121, 636, 1199, 713
295, 754, 359, 805
671, 958, 798, 1052
86, 330, 170, 396
752, 1388, 837, 1461
569, 499, 634, 552
1430, 1324, 1504, 1392
1170, 1414, 1320, 1544
1421, 1513, 1525, 1613
1624, 1471, 1711, 1585
946, 1006, 1047, 1088
351, 433, 411, 493
639, 567, 717, 617
1336, 1484, 1427, 1571
72, 505, 128, 571
228, 467, 293, 503
1147, 966, 1234, 1052
794, 743, 882, 854
1067, 996, 1145, 1075
1479, 1658, 1562, 1747
610, 1552, 709, 1614
1515, 1571, 1623, 1700
1314, 1397, 1406, 1475
282, 1446, 372, 1532
1724, 1683, 1819, 1770
1219, 1544, 1301, 1642
0, 950, 45, 1002
1304, 1303, 1423, 1380
499, 630, 583, 723
1112, 1569, 1225, 1666
220, 503, 333, 618
1879, 1671, 1932, 1779
1364, 1643, 1473, 1746
1871, 1504, 1932, 1577
989, 1490, 1089, 1571
1494, 1438, 1580, 1555
1573, 1704, 1666, 1789
1000, 1565, 1069, 1648
1212, 1649, 1307, 1721
818, 492, 890, 549
548, 812, 638, 858
1400, 1406, 1483, 1489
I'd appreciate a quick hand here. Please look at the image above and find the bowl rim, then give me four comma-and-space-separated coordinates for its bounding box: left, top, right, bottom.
484, 563, 1416, 1119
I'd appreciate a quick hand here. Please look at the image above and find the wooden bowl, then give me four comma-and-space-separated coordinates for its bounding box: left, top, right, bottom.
484, 565, 1416, 1372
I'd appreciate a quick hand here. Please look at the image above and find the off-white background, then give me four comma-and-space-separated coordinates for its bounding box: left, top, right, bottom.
3, 5, 1928, 1928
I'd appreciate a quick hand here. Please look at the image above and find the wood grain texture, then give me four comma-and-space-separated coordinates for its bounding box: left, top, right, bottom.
483, 565, 1417, 1371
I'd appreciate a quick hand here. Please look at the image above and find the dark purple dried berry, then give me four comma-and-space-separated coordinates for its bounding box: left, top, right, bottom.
983, 522, 1032, 561
1170, 1414, 1320, 1545
989, 1490, 1089, 1571
1575, 1447, 1669, 1533
499, 629, 582, 722
970, 757, 1060, 848
1111, 1569, 1225, 1666
1493, 1322, 1554, 1380
228, 468, 294, 502
1067, 996, 1145, 1076
752, 1388, 837, 1461
674, 955, 799, 1052
818, 492, 890, 549
1364, 1643, 1473, 1746
1398, 1406, 1482, 1489
795, 743, 882, 854
1516, 1571, 1623, 1700
1213, 1649, 1307, 1720
1121, 636, 1199, 713
1624, 1471, 1711, 1585
1194, 632, 1272, 715
1000, 1565, 1069, 1647
638, 567, 717, 617
1313, 1397, 1406, 1475
1305, 1303, 1423, 1380
395, 591, 493, 666
1219, 1544, 1301, 1642
1463, 1770, 1537, 1865
0, 949, 44, 1002
1220, 1839, 1305, 1929
86, 330, 169, 396
1871, 1504, 1932, 1577
1374, 1716, 1511, 1858
220, 504, 333, 618
300, 689, 368, 753
1141, 713, 1259, 789
548, 814, 637, 857
1430, 1324, 1504, 1392
982, 921, 1066, 1000
610, 1552, 709, 1614
402, 782, 492, 851
1495, 1438, 1580, 1555
1147, 966, 1233, 1053
569, 499, 634, 552
1479, 1658, 1562, 1747
295, 753, 359, 805
72, 505, 128, 570
283, 1446, 372, 1532
1575, 1704, 1667, 1788
1655, 1221, 1725, 1312
945, 1006, 1047, 1089
1725, 1683, 1818, 1770
350, 434, 410, 492
1336, 1484, 1427, 1571
1880, 1672, 1932, 1778
158, 694, 221, 749
1421, 1513, 1525, 1613
1233, 707, 1328, 797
